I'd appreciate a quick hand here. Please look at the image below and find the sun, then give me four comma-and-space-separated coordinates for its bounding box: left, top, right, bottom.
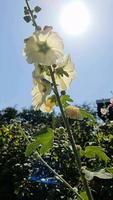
59, 1, 90, 36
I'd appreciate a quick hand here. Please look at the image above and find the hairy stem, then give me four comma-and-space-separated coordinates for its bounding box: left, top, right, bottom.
49, 66, 94, 200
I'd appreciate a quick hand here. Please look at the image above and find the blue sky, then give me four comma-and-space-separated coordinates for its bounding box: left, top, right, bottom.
0, 0, 113, 110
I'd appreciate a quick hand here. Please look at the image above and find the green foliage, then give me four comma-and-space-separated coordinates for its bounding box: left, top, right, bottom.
60, 94, 73, 108
79, 108, 96, 122
25, 128, 54, 156
0, 106, 113, 200
77, 191, 88, 200
0, 107, 18, 124
56, 67, 69, 77
82, 146, 110, 163
106, 167, 113, 175
95, 123, 113, 160
0, 122, 31, 200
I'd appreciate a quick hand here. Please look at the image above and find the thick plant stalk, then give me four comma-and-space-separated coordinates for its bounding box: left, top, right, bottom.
25, 1, 94, 199
49, 66, 94, 200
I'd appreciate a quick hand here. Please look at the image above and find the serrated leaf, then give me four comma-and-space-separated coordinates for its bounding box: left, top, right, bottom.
84, 146, 110, 163
79, 109, 96, 122
25, 128, 54, 156
77, 191, 88, 200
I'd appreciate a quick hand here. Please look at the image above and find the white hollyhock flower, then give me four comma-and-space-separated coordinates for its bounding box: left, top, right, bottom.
55, 55, 75, 90
32, 76, 51, 110
23, 27, 64, 66
33, 55, 75, 91
40, 96, 56, 113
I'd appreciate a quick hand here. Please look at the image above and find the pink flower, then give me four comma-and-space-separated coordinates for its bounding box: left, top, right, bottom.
100, 108, 108, 115
110, 98, 113, 105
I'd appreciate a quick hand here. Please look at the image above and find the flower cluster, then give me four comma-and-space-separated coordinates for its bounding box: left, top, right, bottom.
23, 26, 76, 112
100, 98, 113, 117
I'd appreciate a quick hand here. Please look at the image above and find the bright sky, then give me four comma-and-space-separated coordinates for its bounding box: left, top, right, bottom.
0, 0, 113, 110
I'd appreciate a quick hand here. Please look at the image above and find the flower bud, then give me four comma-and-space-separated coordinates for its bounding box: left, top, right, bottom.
75, 145, 81, 151
65, 106, 80, 119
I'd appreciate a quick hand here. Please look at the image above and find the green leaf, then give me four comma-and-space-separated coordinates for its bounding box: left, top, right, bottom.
106, 167, 113, 175
84, 146, 110, 163
82, 168, 94, 181
25, 128, 54, 156
77, 191, 88, 200
0, 130, 2, 136
62, 70, 69, 77
83, 168, 113, 180
79, 109, 96, 122
95, 169, 113, 179
56, 68, 69, 77
60, 95, 73, 108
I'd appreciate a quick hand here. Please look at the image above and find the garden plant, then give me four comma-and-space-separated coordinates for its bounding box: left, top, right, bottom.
22, 0, 113, 199
0, 0, 113, 200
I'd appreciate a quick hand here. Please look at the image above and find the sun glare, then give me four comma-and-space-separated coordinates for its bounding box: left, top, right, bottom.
59, 1, 90, 36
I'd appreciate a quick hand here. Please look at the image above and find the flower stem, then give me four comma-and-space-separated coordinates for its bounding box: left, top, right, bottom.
35, 152, 84, 200
24, 1, 94, 199
49, 66, 94, 200
20, 125, 83, 200
25, 0, 39, 30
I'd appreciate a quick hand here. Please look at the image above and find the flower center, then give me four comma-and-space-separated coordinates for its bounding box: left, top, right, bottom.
38, 42, 50, 54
